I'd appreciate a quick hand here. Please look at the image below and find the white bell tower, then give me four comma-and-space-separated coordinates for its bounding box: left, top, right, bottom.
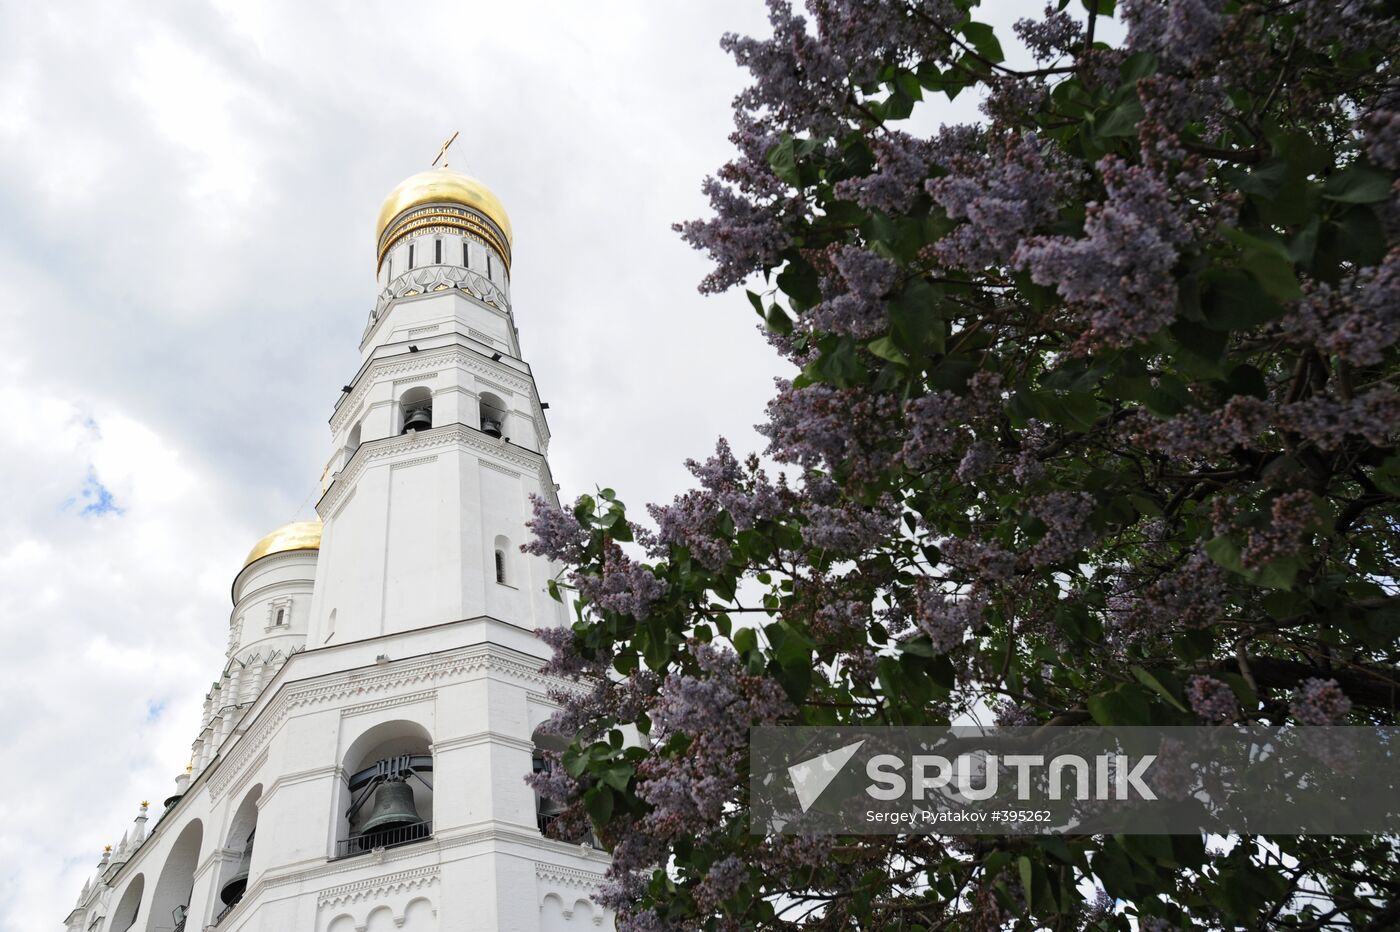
310, 166, 564, 646
64, 165, 613, 932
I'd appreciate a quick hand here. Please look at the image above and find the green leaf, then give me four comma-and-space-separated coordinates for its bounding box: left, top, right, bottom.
1323, 163, 1393, 204
1095, 98, 1145, 138
1219, 226, 1303, 301
1088, 684, 1151, 725
1131, 666, 1189, 713
600, 763, 633, 792
766, 303, 793, 335
733, 626, 758, 656
866, 336, 908, 365
1200, 271, 1284, 330
584, 785, 614, 823
1204, 535, 1243, 574
1118, 50, 1156, 83
746, 290, 765, 317
1018, 856, 1036, 913
767, 135, 800, 186
959, 21, 1004, 63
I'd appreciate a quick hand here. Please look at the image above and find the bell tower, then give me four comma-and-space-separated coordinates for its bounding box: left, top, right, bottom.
309, 166, 563, 646
64, 163, 614, 932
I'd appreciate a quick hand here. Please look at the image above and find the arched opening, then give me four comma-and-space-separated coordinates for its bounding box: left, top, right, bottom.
347, 422, 362, 456
336, 720, 434, 858
109, 873, 144, 932
399, 387, 433, 435
478, 392, 506, 439
149, 820, 202, 932
214, 785, 261, 919
532, 724, 571, 837
493, 534, 510, 585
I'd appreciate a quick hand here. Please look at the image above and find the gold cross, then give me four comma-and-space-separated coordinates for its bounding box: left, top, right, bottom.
432, 131, 459, 169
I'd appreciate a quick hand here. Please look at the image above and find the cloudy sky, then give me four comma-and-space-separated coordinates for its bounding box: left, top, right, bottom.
0, 1, 1086, 925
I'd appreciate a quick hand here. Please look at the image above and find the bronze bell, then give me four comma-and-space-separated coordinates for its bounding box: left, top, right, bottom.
481, 416, 503, 438
360, 777, 423, 835
219, 834, 254, 905
402, 405, 432, 434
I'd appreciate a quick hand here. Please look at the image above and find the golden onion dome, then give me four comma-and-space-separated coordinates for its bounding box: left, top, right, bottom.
242, 520, 323, 570
375, 167, 512, 271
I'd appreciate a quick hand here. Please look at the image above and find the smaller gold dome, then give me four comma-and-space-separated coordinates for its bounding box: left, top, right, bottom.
242, 520, 323, 570
376, 167, 513, 247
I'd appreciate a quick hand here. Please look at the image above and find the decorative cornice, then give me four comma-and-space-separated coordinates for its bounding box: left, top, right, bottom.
330, 486, 357, 520
370, 270, 510, 337
213, 746, 268, 802
209, 641, 568, 803
389, 454, 438, 472
332, 345, 532, 434
342, 689, 437, 719
431, 730, 534, 754
318, 425, 543, 517
391, 371, 438, 387
535, 863, 608, 891
317, 865, 440, 909
480, 459, 522, 479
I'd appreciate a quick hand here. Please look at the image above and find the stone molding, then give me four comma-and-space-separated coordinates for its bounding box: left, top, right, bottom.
431, 730, 534, 754
341, 689, 437, 719
535, 862, 608, 891
215, 746, 268, 802
319, 425, 543, 516
373, 265, 508, 319
389, 454, 438, 472
210, 642, 566, 802
390, 371, 438, 388
316, 864, 440, 910
479, 459, 522, 479
330, 486, 357, 520
331, 343, 533, 434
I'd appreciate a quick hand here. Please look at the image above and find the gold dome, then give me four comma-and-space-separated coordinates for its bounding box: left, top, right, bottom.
375, 168, 512, 271
242, 520, 323, 570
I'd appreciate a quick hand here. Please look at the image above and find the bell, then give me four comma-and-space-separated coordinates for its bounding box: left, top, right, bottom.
402, 405, 432, 434
481, 416, 502, 438
218, 836, 254, 906
360, 777, 423, 836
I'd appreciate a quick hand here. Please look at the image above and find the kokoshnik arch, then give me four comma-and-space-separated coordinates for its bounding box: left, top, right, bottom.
64, 166, 614, 932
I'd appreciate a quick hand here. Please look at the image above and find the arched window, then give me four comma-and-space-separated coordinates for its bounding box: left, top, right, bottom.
150, 820, 202, 932
462, 240, 470, 268
399, 387, 433, 435
109, 874, 144, 932
532, 725, 578, 840
408, 243, 415, 270
434, 238, 442, 265
347, 422, 362, 455
336, 721, 434, 859
216, 786, 261, 918
478, 392, 507, 439
494, 534, 510, 585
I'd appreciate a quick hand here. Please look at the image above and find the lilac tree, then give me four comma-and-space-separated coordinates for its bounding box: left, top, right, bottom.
528, 1, 1400, 927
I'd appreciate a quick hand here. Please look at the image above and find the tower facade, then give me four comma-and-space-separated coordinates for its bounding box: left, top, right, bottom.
66, 169, 613, 932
